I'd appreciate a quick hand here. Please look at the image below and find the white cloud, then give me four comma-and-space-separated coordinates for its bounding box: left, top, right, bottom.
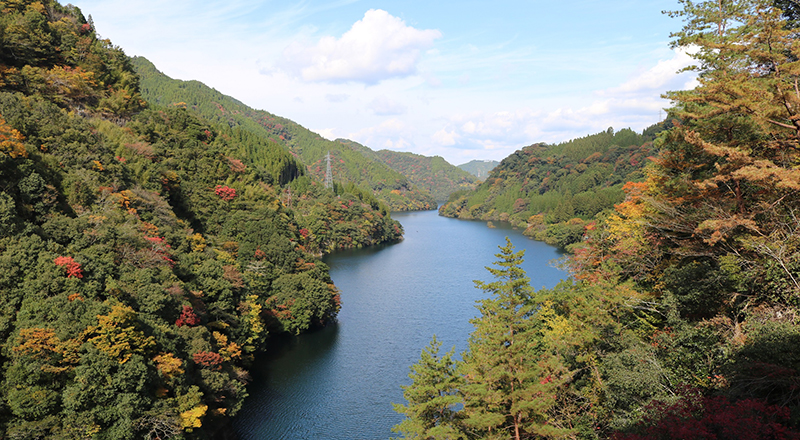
602, 47, 697, 97
279, 9, 441, 84
432, 128, 458, 146
383, 138, 412, 150
368, 95, 407, 115
349, 118, 414, 151
449, 110, 539, 144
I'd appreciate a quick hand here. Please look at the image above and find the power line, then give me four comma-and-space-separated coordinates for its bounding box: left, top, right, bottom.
324, 151, 333, 189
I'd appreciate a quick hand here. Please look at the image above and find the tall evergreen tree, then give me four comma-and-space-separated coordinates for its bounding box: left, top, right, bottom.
459, 238, 570, 440
392, 336, 465, 440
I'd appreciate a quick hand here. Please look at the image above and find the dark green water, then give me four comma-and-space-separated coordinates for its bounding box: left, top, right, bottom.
233, 210, 566, 439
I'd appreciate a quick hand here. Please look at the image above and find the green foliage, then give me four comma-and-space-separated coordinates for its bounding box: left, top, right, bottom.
131, 56, 437, 211
403, 4, 800, 434
439, 126, 662, 249
337, 139, 478, 202
392, 336, 465, 440
459, 239, 571, 440
0, 2, 384, 435
0, 0, 144, 117
394, 240, 575, 440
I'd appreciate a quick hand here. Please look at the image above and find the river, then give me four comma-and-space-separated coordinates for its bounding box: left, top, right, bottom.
233, 210, 567, 439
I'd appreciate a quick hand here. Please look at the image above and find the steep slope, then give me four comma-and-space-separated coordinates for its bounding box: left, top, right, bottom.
0, 1, 400, 437
439, 126, 666, 249
457, 160, 499, 179
337, 139, 477, 202
132, 57, 436, 211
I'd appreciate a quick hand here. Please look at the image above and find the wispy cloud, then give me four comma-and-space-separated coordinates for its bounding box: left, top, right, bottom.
367, 95, 407, 115
601, 46, 697, 97
325, 93, 350, 103
73, 0, 694, 165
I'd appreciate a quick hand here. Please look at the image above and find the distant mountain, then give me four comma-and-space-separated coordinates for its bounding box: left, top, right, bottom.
458, 160, 500, 179
131, 57, 436, 211
337, 140, 477, 202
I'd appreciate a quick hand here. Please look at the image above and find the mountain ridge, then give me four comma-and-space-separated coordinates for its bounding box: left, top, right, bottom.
131, 56, 438, 211
457, 159, 500, 179
335, 138, 478, 202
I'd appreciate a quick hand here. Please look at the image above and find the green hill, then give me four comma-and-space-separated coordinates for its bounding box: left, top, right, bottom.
336, 139, 478, 202
131, 57, 436, 211
0, 1, 402, 436
439, 125, 667, 249
457, 159, 499, 179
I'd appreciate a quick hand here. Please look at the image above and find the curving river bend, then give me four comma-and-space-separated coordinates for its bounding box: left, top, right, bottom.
233, 210, 567, 439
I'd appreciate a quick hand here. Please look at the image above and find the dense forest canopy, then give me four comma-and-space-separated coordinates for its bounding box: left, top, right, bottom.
131, 57, 438, 212
395, 0, 800, 439
439, 125, 666, 250
8, 0, 800, 439
0, 0, 402, 437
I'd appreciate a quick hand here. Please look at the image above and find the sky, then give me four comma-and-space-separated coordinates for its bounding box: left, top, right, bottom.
73, 0, 698, 165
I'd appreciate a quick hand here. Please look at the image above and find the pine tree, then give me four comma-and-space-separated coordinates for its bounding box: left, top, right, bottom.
642, 0, 800, 300
459, 238, 570, 440
392, 336, 465, 439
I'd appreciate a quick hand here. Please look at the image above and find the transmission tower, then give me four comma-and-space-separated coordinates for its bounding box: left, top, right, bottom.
324, 151, 333, 189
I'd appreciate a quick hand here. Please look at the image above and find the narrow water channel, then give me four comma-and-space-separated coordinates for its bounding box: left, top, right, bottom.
233, 210, 567, 439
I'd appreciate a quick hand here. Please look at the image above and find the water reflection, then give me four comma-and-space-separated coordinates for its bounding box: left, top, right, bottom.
234, 210, 566, 439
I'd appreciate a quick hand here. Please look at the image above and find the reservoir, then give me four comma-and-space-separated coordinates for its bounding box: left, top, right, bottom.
233, 210, 567, 439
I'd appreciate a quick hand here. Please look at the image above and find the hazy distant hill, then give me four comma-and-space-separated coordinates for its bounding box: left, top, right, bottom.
131, 57, 436, 211
337, 140, 477, 202
458, 160, 500, 179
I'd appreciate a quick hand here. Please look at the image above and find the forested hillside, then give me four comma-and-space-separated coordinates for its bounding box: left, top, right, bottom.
0, 1, 400, 437
337, 139, 477, 202
457, 159, 499, 179
132, 57, 437, 212
395, 1, 800, 439
439, 125, 664, 249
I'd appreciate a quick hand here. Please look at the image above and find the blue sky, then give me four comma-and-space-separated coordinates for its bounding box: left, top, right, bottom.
74, 0, 696, 165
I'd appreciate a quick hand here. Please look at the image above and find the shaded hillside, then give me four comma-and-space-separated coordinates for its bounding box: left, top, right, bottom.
132, 57, 436, 211
439, 126, 666, 249
337, 139, 477, 202
457, 160, 499, 179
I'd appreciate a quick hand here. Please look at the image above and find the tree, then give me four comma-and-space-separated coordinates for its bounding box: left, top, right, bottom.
0, 113, 27, 158
459, 238, 570, 440
392, 336, 465, 440
635, 0, 800, 305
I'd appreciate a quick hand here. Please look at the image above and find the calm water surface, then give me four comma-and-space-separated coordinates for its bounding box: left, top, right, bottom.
233, 210, 566, 439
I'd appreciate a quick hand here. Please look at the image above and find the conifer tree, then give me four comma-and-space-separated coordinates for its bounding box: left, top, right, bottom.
639, 0, 800, 301
459, 238, 570, 440
392, 336, 465, 440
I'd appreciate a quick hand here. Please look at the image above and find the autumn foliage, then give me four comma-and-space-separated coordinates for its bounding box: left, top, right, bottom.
613, 392, 800, 440
54, 256, 83, 278
0, 1, 357, 437
0, 113, 26, 158
175, 305, 200, 327
214, 185, 236, 201
192, 351, 223, 370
